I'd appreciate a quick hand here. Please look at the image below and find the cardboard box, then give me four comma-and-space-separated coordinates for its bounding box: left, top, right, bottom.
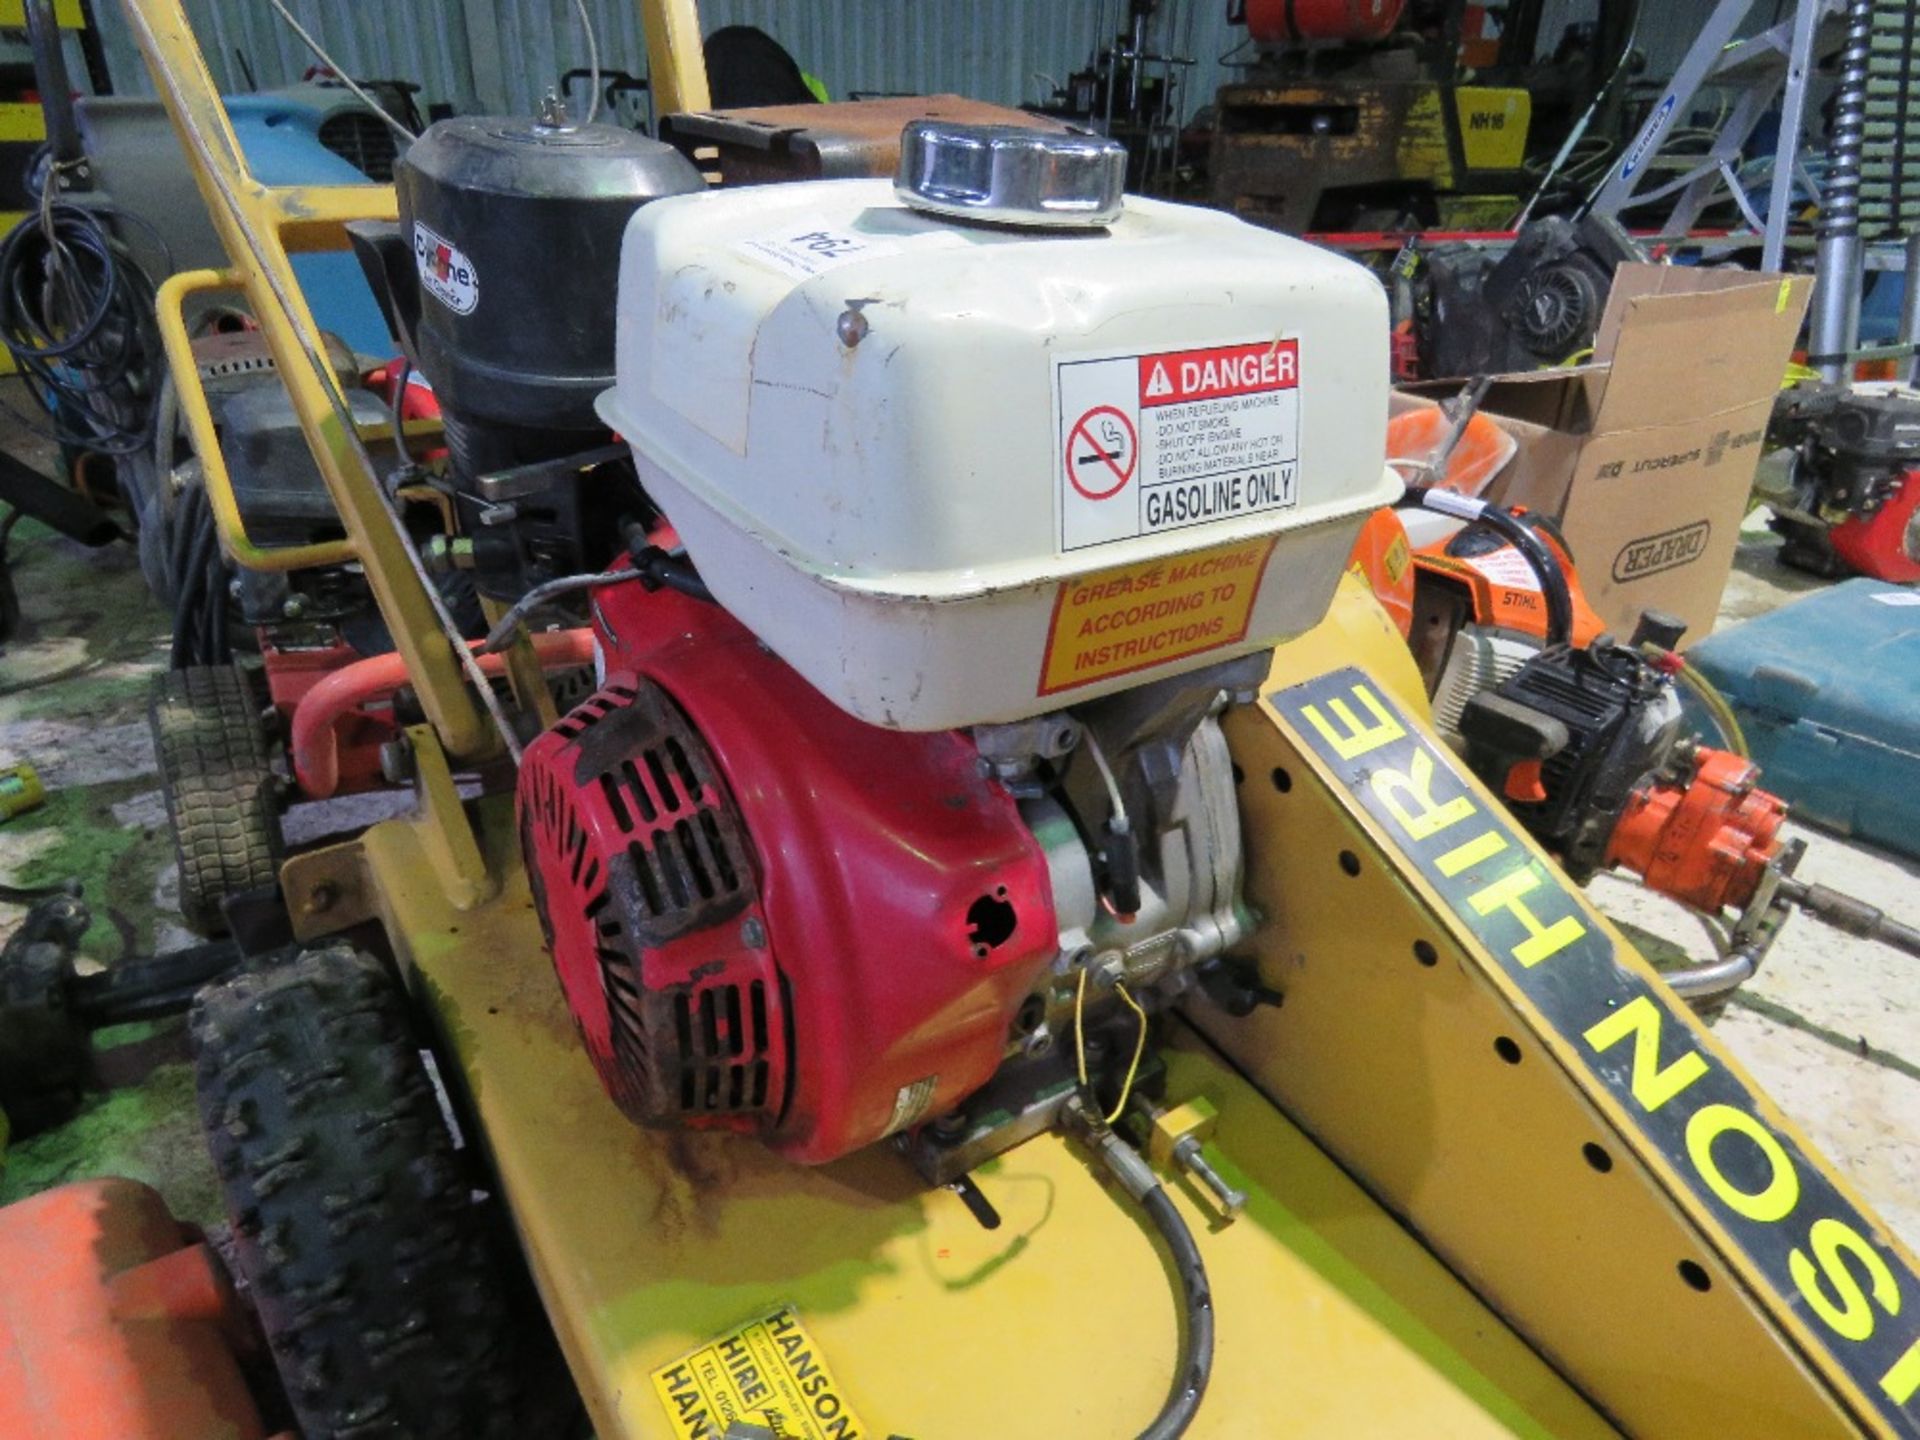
1406, 265, 1812, 644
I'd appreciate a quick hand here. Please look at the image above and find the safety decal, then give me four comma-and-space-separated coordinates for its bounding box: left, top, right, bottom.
1458, 545, 1541, 592
1267, 666, 1920, 1437
1038, 536, 1276, 696
412, 222, 477, 316
1382, 530, 1411, 586
1055, 339, 1301, 552
733, 224, 899, 282
883, 1075, 939, 1138
653, 1305, 867, 1439
1418, 552, 1553, 631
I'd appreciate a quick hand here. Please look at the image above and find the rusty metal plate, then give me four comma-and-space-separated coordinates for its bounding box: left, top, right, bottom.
663, 95, 1074, 184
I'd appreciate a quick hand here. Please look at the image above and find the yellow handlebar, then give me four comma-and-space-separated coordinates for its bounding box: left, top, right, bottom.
155, 267, 358, 572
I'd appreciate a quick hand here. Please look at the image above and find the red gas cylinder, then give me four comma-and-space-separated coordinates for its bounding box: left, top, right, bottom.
1244, 0, 1407, 44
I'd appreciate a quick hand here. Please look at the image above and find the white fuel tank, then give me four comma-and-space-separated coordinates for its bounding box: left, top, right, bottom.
599, 166, 1397, 730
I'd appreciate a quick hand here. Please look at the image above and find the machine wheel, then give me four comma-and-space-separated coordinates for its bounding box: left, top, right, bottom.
150, 664, 280, 934
191, 946, 562, 1439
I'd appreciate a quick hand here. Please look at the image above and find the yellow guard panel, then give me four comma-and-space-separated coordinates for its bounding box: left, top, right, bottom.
291, 580, 1920, 1438
380, 802, 1611, 1440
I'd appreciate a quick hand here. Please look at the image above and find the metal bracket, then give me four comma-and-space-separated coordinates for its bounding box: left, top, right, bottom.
280, 838, 376, 942
403, 723, 498, 910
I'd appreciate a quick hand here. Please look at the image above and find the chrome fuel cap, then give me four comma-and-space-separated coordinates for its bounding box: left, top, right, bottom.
894, 120, 1127, 228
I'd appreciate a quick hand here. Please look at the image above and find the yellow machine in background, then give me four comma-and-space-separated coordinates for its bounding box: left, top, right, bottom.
1212, 76, 1531, 232
119, 1, 1920, 1437
1206, 0, 1636, 235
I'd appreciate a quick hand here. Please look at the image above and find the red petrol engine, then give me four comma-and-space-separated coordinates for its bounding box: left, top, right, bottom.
516, 573, 1060, 1164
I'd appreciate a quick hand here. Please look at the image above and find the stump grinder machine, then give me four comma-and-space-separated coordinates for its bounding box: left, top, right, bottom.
95, 1, 1920, 1437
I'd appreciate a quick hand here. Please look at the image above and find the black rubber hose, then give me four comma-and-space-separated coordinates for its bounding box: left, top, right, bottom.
1136, 1185, 1214, 1440
626, 539, 715, 603
173, 492, 219, 668
0, 203, 162, 456
166, 483, 196, 601
70, 938, 242, 1026
1406, 486, 1575, 648
199, 493, 229, 664
0, 445, 119, 544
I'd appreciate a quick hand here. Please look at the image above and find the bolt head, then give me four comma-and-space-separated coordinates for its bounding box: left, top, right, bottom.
836, 308, 870, 347
379, 739, 415, 784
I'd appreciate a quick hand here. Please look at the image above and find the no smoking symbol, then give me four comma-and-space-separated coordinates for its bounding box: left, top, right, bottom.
1067, 405, 1137, 500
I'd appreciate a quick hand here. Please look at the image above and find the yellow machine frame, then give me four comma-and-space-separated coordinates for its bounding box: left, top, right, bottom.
120, 1, 1920, 1435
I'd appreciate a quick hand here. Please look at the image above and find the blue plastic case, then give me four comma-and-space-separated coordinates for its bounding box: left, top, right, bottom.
1685, 578, 1920, 858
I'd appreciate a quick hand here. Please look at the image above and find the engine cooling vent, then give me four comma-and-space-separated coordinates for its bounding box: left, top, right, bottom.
1432, 628, 1536, 742
518, 679, 789, 1130
319, 109, 399, 182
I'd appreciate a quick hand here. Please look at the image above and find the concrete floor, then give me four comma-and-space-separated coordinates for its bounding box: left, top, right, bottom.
0, 458, 1915, 1261
1589, 508, 1920, 1251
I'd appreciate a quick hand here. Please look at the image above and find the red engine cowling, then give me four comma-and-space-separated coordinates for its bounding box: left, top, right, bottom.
517, 574, 1060, 1164
1829, 467, 1920, 583
1243, 0, 1407, 44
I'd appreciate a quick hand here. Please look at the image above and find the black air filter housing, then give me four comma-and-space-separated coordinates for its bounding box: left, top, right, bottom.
392, 117, 703, 435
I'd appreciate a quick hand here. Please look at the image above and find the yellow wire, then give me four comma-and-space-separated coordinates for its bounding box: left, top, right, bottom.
1677, 658, 1750, 759
1074, 965, 1089, 1089
1642, 643, 1750, 759
1074, 967, 1150, 1125
1104, 982, 1149, 1126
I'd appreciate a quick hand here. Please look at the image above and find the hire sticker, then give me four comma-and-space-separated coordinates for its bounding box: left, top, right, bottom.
652, 1305, 866, 1440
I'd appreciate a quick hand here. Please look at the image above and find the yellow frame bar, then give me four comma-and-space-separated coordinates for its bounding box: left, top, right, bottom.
156, 268, 356, 572
121, 0, 493, 762
638, 0, 712, 114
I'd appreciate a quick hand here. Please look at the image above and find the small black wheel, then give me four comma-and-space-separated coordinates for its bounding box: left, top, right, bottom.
191, 945, 571, 1439
150, 664, 280, 934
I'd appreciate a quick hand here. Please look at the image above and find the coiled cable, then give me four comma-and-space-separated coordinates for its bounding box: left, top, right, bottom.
0, 188, 163, 457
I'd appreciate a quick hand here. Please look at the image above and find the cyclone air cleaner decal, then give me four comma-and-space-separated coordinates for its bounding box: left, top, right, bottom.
413, 221, 478, 315
1268, 666, 1920, 1437
1055, 339, 1300, 552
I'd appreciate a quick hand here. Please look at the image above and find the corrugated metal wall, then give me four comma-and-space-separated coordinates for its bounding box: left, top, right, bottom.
90, 1, 1739, 140
92, 0, 1243, 130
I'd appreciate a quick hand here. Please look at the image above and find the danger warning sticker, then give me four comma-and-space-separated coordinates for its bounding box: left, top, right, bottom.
1039, 536, 1276, 695
1057, 339, 1301, 551
653, 1305, 865, 1439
